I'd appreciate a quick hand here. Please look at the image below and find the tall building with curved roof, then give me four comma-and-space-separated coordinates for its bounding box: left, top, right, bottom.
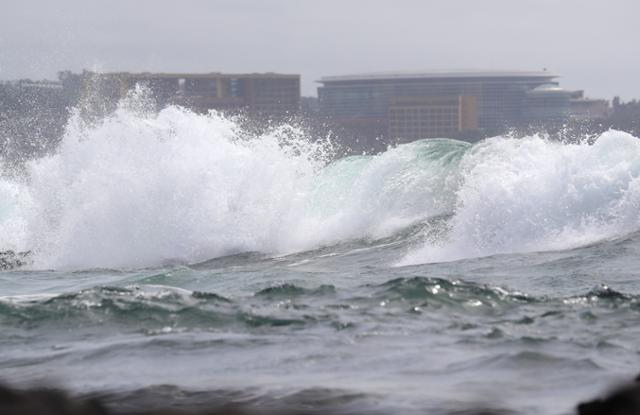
317, 70, 570, 151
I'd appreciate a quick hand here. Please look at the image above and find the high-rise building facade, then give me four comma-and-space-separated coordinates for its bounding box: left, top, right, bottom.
317, 71, 570, 151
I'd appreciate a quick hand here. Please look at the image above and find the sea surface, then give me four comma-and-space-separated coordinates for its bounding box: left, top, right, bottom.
1, 100, 640, 414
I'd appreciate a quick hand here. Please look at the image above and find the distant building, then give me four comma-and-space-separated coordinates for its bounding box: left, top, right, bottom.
317, 70, 571, 151
300, 96, 320, 116
609, 97, 640, 135
522, 84, 573, 124
388, 95, 477, 140
81, 71, 301, 119
568, 90, 610, 121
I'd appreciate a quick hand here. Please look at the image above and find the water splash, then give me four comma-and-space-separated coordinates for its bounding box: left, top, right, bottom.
0, 94, 462, 270
2, 90, 640, 270
401, 131, 640, 265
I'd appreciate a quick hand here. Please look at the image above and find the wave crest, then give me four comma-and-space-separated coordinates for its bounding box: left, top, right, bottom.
0, 101, 463, 269
402, 131, 640, 265
1, 95, 639, 269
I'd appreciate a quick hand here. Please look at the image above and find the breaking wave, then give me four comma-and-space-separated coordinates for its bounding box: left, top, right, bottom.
1, 93, 640, 270
401, 130, 640, 264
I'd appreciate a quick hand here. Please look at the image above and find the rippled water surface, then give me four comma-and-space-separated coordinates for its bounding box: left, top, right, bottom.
1, 103, 640, 414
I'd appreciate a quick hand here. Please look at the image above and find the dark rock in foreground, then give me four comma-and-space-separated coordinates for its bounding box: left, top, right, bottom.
3, 375, 640, 415
0, 383, 246, 415
0, 384, 107, 415
577, 375, 640, 415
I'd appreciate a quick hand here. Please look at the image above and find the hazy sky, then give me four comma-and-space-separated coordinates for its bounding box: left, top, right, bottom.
1, 0, 638, 99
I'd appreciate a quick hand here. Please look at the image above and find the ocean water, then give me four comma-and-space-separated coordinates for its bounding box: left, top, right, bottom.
1, 100, 640, 414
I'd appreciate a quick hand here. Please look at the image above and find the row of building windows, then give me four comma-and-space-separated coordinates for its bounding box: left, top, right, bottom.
317, 76, 568, 136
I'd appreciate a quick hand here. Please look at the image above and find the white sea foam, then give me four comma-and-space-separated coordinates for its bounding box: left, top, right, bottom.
401, 130, 640, 265
2, 92, 639, 269
0, 95, 462, 269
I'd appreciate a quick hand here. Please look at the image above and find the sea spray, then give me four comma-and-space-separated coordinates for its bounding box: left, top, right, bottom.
2, 92, 640, 270
15, 104, 326, 269
0, 97, 463, 270
401, 130, 640, 265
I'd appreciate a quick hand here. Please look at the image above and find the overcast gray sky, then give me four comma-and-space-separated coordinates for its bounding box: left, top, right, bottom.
1, 0, 638, 99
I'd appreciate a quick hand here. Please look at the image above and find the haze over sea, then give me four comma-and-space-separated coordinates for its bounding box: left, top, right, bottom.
1, 93, 640, 414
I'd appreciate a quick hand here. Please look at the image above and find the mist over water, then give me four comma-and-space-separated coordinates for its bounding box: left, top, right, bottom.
2, 96, 640, 414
